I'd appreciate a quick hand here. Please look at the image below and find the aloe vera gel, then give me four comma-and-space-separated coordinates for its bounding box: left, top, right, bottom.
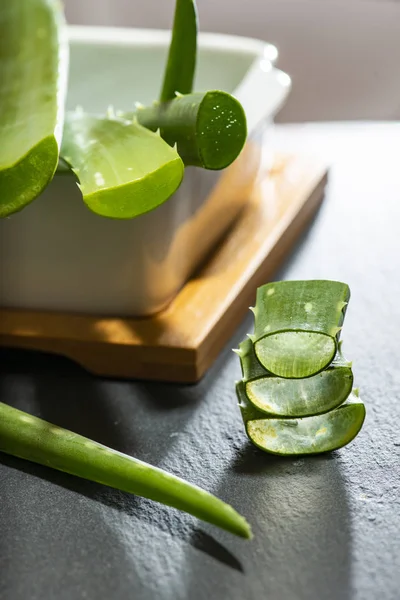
236, 280, 366, 455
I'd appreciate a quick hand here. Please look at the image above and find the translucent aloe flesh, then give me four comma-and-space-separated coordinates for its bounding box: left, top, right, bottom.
0, 0, 68, 217
134, 91, 247, 170
0, 402, 251, 539
160, 0, 198, 102
237, 383, 365, 456
237, 338, 354, 418
253, 281, 350, 379
61, 112, 184, 219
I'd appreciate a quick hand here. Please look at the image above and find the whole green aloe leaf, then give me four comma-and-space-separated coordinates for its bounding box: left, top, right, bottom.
160, 0, 198, 102
133, 91, 247, 170
61, 111, 184, 219
0, 402, 251, 539
237, 338, 353, 418
237, 382, 365, 456
0, 0, 68, 217
253, 280, 350, 379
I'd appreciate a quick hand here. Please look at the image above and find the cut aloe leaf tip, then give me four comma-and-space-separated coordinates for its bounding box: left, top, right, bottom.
129, 90, 247, 170
0, 0, 68, 217
61, 111, 184, 219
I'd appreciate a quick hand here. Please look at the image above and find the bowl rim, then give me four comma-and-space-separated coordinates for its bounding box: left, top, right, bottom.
67, 25, 279, 62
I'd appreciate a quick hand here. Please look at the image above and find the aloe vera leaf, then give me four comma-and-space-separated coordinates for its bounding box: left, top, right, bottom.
236, 338, 353, 418
237, 382, 365, 456
131, 91, 247, 170
160, 0, 198, 102
60, 111, 184, 219
0, 402, 251, 539
253, 280, 350, 379
0, 0, 68, 217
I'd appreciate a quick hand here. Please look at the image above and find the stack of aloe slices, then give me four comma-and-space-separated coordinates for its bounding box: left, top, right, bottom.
0, 0, 247, 219
235, 280, 366, 455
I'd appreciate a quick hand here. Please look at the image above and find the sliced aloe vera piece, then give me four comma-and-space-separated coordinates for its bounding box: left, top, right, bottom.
237, 338, 353, 417
160, 0, 198, 102
253, 280, 350, 379
61, 111, 184, 219
237, 382, 365, 456
0, 0, 68, 217
133, 91, 247, 169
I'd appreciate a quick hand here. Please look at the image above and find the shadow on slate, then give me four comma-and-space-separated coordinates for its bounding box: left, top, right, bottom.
191, 444, 353, 600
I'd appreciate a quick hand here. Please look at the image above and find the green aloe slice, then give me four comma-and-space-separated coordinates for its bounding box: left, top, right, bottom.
0, 402, 251, 539
236, 338, 353, 417
160, 0, 198, 102
61, 111, 184, 219
237, 382, 365, 456
133, 91, 247, 169
252, 280, 350, 379
0, 0, 68, 217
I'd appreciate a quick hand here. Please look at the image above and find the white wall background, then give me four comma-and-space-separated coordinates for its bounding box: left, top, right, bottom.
64, 1, 400, 121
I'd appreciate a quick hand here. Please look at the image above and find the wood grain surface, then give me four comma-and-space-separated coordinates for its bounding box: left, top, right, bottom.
0, 153, 328, 382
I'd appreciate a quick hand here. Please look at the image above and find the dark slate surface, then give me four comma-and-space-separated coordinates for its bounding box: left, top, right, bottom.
0, 124, 399, 600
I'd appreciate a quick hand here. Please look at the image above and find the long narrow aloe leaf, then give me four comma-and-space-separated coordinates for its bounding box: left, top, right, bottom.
237, 383, 365, 456
0, 0, 68, 217
160, 0, 198, 102
0, 402, 251, 539
61, 111, 184, 219
132, 91, 247, 169
237, 338, 353, 417
252, 280, 350, 379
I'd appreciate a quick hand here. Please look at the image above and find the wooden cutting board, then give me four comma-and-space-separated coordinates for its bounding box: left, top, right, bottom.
0, 153, 328, 383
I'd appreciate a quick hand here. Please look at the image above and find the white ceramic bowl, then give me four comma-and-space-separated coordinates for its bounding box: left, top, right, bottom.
0, 27, 291, 316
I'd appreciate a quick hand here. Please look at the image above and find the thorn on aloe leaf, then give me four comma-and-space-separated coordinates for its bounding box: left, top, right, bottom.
331, 326, 343, 337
